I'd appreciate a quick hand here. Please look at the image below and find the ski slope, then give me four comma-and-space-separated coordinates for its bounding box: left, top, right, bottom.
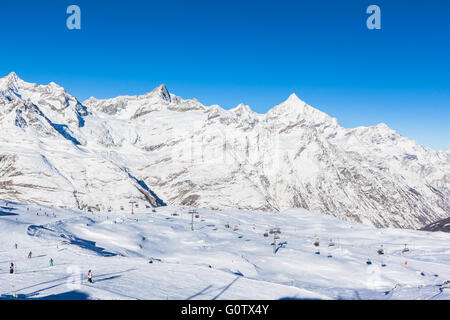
0, 199, 449, 300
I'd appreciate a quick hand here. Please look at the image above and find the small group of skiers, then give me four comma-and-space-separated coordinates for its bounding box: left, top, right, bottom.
8, 261, 93, 284
9, 240, 95, 283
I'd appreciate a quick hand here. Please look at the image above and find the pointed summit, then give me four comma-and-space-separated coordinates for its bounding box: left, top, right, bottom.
150, 84, 171, 102
0, 72, 24, 94
267, 93, 335, 125
6, 72, 19, 81
286, 93, 302, 102
1, 72, 20, 87
268, 93, 308, 115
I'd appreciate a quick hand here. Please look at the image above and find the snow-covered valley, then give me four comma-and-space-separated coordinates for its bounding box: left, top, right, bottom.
1, 199, 449, 300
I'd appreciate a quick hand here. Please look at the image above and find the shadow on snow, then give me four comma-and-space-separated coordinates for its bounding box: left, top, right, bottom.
27, 225, 116, 257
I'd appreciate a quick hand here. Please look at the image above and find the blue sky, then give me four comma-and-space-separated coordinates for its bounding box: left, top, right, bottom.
0, 0, 449, 150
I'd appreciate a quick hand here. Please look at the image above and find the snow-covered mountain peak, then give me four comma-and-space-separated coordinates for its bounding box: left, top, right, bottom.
231, 103, 252, 113
287, 92, 302, 102
148, 84, 171, 102
4, 71, 19, 83
229, 103, 258, 119
267, 93, 335, 126
0, 72, 28, 93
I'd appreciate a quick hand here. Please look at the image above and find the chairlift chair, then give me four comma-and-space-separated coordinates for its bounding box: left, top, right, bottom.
402, 244, 410, 253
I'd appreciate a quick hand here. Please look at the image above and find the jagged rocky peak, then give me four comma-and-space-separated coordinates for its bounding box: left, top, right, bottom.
0, 72, 23, 91
148, 84, 171, 102
5, 71, 19, 82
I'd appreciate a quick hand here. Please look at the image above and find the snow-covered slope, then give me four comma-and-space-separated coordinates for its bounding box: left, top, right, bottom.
1, 199, 449, 300
0, 72, 449, 229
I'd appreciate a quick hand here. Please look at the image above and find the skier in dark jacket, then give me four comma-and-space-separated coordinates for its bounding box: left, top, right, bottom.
87, 270, 93, 283
10, 263, 14, 274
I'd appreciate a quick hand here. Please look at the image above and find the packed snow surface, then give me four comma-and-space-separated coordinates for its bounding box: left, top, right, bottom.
1, 199, 449, 300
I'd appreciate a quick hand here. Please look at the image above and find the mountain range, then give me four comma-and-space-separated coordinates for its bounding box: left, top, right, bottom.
0, 72, 449, 229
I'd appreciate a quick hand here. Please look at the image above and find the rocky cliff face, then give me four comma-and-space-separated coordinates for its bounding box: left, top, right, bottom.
0, 72, 449, 229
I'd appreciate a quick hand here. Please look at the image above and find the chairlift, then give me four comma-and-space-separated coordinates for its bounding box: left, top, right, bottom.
402, 244, 410, 253
377, 245, 384, 255
315, 250, 320, 255
263, 233, 269, 237
328, 240, 335, 247
366, 259, 372, 265
270, 228, 281, 234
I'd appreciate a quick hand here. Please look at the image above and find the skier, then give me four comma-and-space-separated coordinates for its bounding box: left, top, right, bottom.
10, 263, 14, 274
49, 258, 54, 267
87, 270, 93, 283
28, 251, 32, 259
14, 243, 17, 249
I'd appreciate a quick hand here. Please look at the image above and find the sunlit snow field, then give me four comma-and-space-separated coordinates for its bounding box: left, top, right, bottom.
0, 199, 449, 300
